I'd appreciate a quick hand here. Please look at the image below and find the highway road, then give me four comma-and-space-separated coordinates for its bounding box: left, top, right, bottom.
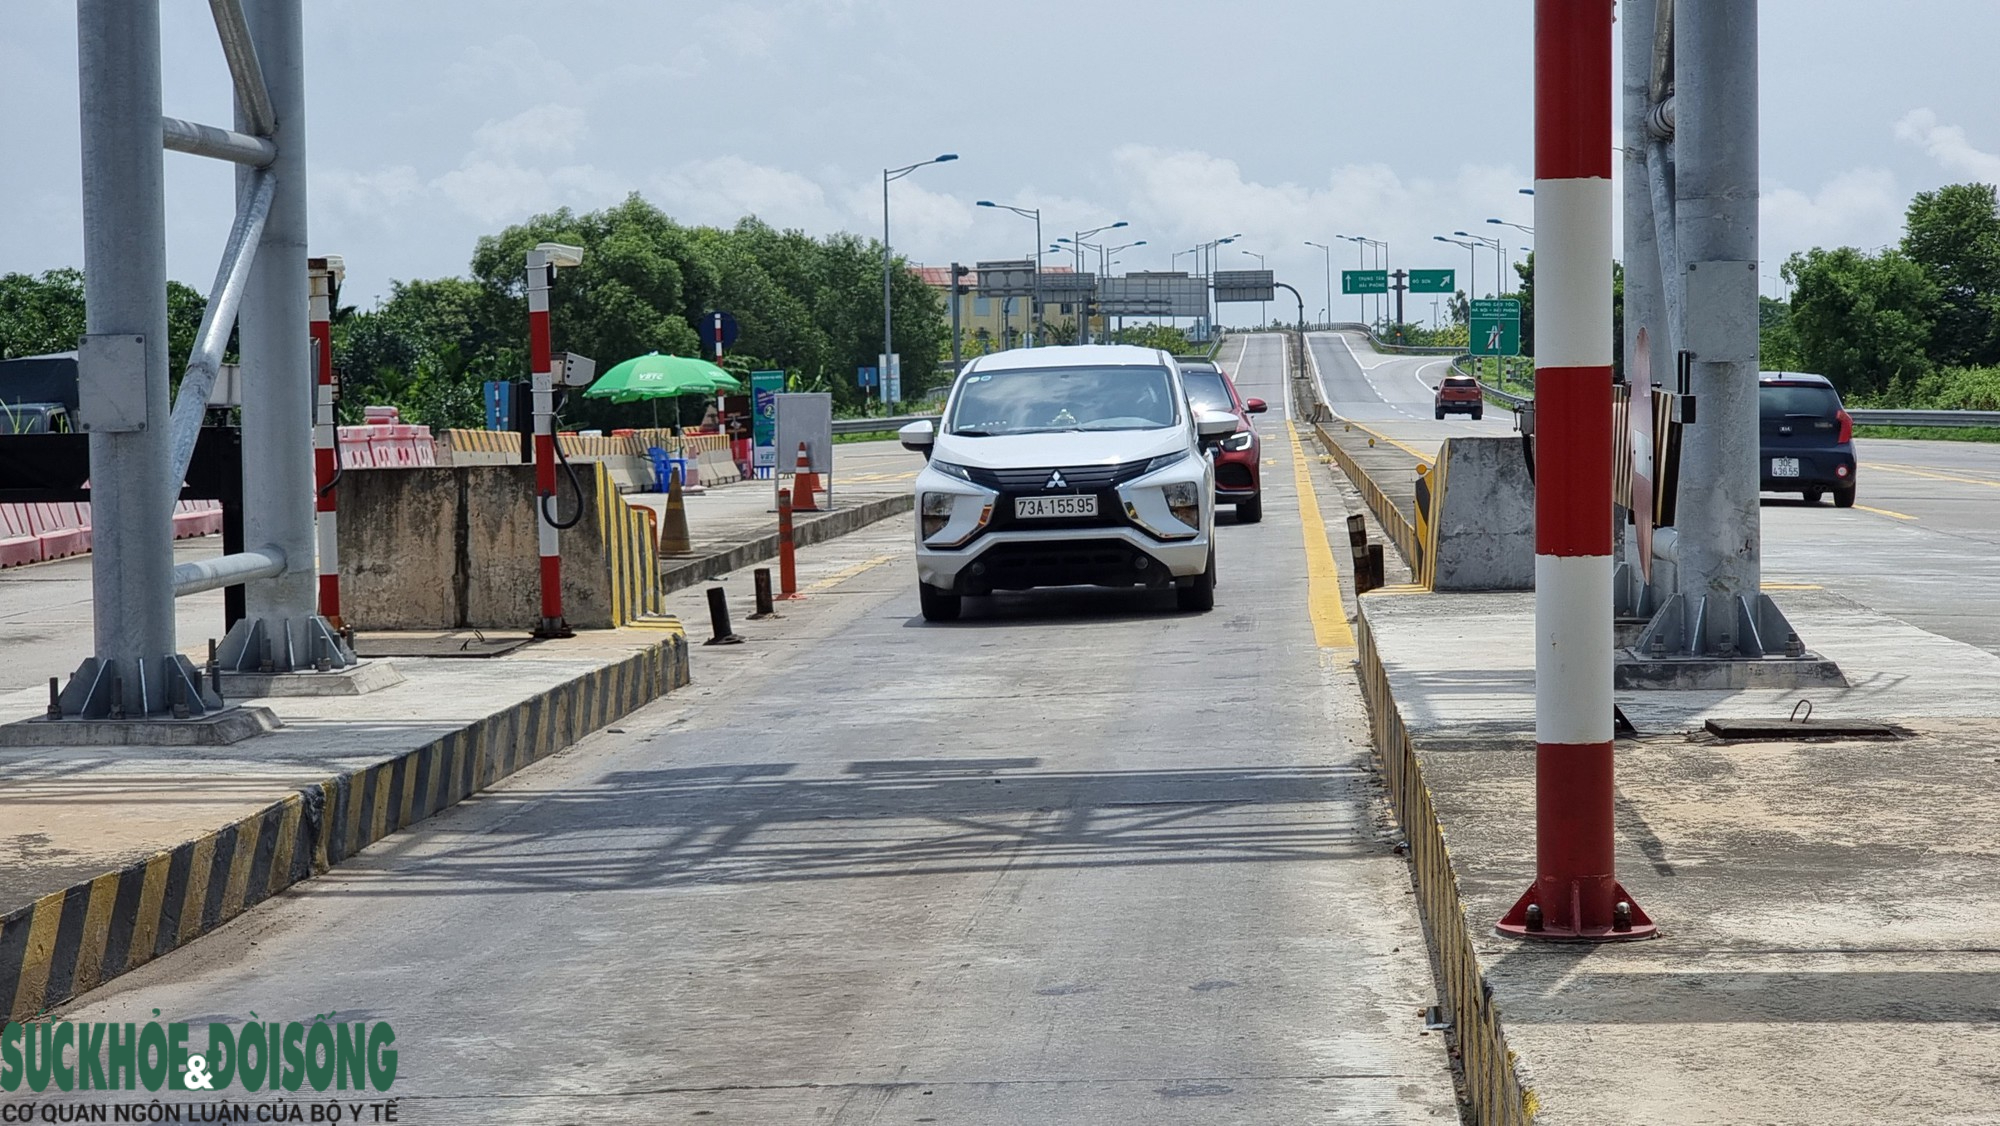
1308, 330, 2000, 656
44, 334, 1459, 1123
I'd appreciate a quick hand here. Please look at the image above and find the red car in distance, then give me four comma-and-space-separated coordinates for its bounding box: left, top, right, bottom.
1179, 359, 1267, 523
1434, 373, 1484, 420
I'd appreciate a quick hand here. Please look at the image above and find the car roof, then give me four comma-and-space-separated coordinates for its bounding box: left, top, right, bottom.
966, 344, 1172, 374
1758, 371, 1834, 387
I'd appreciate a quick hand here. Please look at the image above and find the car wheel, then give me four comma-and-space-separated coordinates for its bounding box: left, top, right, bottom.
1236, 495, 1263, 524
918, 583, 961, 622
1472, 407, 1484, 421
1834, 485, 1857, 509
1434, 407, 1445, 420
1803, 489, 1824, 505
1177, 547, 1216, 612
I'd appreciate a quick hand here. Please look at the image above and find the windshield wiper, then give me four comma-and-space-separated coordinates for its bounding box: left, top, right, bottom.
952, 429, 999, 437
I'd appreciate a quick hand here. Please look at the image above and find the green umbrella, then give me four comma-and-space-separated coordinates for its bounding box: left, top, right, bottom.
584, 353, 743, 402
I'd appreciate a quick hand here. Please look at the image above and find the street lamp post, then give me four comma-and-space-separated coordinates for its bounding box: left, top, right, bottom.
977, 199, 1041, 345
1436, 235, 1480, 304
1305, 241, 1334, 330
1064, 221, 1127, 344
1339, 235, 1389, 329
883, 153, 957, 397
1455, 230, 1507, 298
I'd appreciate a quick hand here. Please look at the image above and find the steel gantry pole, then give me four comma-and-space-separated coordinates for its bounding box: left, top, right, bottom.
67, 1, 178, 717
1497, 0, 1655, 943
217, 0, 352, 677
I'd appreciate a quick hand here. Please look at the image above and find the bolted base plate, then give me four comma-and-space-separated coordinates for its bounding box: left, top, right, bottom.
0, 706, 282, 748
1496, 880, 1659, 943
1616, 650, 1847, 691
220, 660, 406, 698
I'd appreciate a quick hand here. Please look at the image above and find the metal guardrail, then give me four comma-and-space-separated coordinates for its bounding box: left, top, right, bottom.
1848, 408, 2000, 429
831, 413, 937, 436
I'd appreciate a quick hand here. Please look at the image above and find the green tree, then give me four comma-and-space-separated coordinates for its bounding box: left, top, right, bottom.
1782, 246, 1936, 397
1901, 182, 2000, 368
0, 269, 207, 375
1759, 296, 1803, 371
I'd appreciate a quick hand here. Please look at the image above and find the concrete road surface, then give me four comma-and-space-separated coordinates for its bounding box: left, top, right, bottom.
37, 334, 1460, 1124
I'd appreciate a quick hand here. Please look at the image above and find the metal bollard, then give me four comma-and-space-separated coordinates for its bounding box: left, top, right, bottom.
750, 568, 778, 618
703, 586, 745, 645
171, 674, 190, 720
110, 673, 126, 721
776, 488, 802, 600
46, 677, 60, 720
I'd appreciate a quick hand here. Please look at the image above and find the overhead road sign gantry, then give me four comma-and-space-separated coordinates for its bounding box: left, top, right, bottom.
1342, 270, 1389, 295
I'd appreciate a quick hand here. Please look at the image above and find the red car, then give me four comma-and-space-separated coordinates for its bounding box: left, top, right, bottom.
1434, 374, 1484, 420
1180, 360, 1267, 523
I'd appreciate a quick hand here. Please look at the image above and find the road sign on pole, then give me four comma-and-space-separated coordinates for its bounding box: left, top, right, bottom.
857, 366, 878, 389
751, 370, 782, 471
1409, 269, 1455, 294
1341, 269, 1389, 295
1469, 298, 1523, 356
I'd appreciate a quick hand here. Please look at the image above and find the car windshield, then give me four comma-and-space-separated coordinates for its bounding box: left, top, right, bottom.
1760, 384, 1840, 417
1442, 377, 1478, 389
1181, 370, 1236, 414
949, 365, 1181, 434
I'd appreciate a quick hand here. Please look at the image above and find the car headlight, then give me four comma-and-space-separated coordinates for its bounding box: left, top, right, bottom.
921, 492, 955, 538
1220, 428, 1254, 452
929, 460, 975, 482
1144, 449, 1191, 474
1163, 480, 1202, 529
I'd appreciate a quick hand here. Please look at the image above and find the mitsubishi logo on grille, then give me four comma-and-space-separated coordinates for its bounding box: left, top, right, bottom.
1045, 470, 1068, 490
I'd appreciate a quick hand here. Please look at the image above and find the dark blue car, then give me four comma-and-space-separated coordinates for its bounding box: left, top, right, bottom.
1759, 371, 1856, 507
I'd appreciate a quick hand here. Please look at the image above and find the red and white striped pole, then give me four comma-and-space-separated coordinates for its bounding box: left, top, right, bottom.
309, 256, 343, 628
527, 246, 566, 637
1498, 0, 1654, 942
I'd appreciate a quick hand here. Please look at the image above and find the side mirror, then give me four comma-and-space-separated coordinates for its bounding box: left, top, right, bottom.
899, 419, 936, 457
1244, 398, 1268, 414
1195, 409, 1237, 446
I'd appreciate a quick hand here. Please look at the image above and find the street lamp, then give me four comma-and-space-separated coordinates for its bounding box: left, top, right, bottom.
1435, 235, 1480, 303
882, 152, 958, 397
1305, 241, 1335, 330
1339, 234, 1389, 329
1487, 217, 1535, 235
1455, 230, 1507, 298
977, 198, 1041, 345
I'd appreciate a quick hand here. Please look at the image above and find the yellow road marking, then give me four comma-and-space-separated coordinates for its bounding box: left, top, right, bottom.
1286, 421, 1357, 648
803, 554, 897, 594
1336, 415, 1434, 468
1863, 462, 2000, 489
1853, 504, 1917, 521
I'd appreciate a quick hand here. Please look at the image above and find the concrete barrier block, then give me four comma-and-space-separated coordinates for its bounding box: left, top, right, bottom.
1428, 435, 1536, 592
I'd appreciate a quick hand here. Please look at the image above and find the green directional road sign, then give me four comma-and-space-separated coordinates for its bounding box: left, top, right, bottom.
1408, 269, 1455, 294
1341, 269, 1388, 295
1468, 298, 1522, 357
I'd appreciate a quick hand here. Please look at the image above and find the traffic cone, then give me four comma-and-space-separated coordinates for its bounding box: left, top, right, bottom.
792, 441, 821, 512
658, 470, 692, 554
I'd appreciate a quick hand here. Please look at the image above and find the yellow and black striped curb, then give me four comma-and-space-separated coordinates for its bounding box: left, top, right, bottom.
441, 428, 519, 454
1312, 421, 1425, 580
0, 635, 690, 1023
593, 462, 663, 625
1356, 611, 1536, 1124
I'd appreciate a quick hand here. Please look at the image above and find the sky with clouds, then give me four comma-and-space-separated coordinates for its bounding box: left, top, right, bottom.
5, 0, 2000, 316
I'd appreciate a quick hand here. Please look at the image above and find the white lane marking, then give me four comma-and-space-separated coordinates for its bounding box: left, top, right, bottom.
1409, 358, 1450, 398
1332, 333, 1393, 371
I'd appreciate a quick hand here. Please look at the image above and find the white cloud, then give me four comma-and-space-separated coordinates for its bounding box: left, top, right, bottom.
652, 156, 841, 231
471, 104, 588, 161
1894, 108, 2000, 183
1759, 167, 1905, 265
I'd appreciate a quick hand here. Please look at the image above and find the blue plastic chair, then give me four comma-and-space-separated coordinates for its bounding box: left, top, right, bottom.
646, 446, 689, 491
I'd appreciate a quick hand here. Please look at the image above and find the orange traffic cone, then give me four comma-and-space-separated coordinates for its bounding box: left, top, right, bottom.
658, 470, 692, 554
792, 441, 821, 512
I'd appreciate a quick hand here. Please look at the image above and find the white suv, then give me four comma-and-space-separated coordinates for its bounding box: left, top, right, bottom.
898, 345, 1236, 622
